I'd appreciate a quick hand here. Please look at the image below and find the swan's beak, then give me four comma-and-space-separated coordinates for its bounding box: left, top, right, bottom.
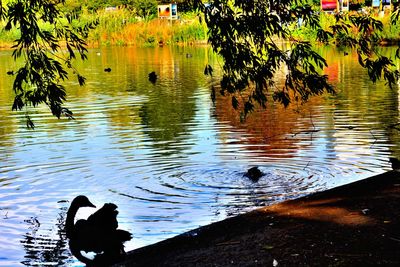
86, 201, 96, 208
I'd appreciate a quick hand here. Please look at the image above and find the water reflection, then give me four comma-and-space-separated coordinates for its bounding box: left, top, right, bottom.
214, 91, 319, 159
0, 46, 399, 266
21, 207, 72, 266
323, 48, 400, 158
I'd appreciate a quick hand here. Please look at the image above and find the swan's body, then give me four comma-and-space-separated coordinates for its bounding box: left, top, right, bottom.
66, 196, 132, 265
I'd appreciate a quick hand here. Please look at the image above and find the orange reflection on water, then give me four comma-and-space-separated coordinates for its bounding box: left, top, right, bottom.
265, 197, 376, 226
214, 91, 323, 159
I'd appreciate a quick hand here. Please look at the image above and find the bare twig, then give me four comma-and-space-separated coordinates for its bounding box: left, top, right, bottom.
216, 241, 241, 246
303, 161, 310, 170
292, 129, 320, 137
369, 130, 377, 148
389, 237, 400, 242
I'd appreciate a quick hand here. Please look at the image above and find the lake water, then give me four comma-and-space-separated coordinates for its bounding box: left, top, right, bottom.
0, 46, 399, 266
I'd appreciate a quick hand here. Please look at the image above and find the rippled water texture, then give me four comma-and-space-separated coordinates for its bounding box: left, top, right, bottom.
0, 46, 399, 266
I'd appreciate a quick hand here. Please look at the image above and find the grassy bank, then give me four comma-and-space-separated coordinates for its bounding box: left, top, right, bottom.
1, 8, 398, 49
0, 9, 208, 48
293, 11, 400, 45
91, 10, 207, 46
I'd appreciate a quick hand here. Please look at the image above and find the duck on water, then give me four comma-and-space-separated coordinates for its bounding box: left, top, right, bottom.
244, 166, 264, 182
65, 195, 132, 266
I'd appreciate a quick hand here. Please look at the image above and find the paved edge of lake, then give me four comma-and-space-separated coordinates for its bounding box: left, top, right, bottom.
114, 170, 400, 266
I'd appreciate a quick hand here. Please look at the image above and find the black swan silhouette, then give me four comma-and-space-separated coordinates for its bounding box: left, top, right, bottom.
66, 195, 132, 266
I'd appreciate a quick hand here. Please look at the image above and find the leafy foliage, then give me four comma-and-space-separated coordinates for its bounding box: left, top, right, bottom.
194, 0, 400, 117
327, 12, 400, 89
193, 0, 333, 116
74, 0, 134, 12
133, 0, 157, 19
2, 0, 97, 127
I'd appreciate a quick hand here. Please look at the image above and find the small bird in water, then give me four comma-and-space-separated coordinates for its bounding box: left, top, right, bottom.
244, 166, 264, 182
148, 71, 157, 84
6, 70, 13, 75
389, 157, 400, 171
104, 68, 111, 72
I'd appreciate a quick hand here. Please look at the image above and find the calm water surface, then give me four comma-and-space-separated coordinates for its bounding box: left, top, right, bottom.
0, 46, 399, 266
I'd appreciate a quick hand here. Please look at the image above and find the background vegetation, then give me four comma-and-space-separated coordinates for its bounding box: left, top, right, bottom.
86, 9, 207, 46
0, 0, 206, 47
294, 10, 400, 45
1, 0, 400, 48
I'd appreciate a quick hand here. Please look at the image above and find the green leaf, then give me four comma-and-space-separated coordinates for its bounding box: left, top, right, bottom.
5, 0, 92, 127
77, 75, 86, 86
232, 96, 239, 110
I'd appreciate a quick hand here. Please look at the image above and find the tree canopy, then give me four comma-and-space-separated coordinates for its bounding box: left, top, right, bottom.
1, 0, 96, 127
195, 0, 400, 116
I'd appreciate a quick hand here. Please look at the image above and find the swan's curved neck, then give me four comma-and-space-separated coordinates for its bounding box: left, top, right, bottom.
66, 205, 79, 238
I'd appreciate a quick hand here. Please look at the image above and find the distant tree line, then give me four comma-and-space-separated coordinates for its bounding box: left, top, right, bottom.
62, 0, 198, 16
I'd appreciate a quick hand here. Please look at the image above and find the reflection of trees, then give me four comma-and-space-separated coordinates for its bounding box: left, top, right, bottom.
214, 91, 318, 159
71, 47, 207, 155
214, 46, 400, 160
0, 46, 209, 140
137, 84, 196, 156
138, 89, 195, 147
21, 207, 73, 266
107, 105, 142, 128
0, 108, 17, 148
0, 53, 18, 147
132, 48, 205, 153
321, 48, 400, 157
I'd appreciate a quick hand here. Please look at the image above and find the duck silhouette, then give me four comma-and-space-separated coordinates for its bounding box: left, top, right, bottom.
66, 195, 132, 266
244, 167, 264, 182
148, 71, 157, 84
104, 68, 111, 72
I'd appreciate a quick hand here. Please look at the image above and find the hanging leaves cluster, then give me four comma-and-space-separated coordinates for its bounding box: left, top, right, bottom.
194, 0, 333, 116
3, 0, 97, 128
194, 0, 400, 116
321, 11, 400, 89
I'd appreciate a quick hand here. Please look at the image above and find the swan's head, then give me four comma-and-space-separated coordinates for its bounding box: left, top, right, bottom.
66, 196, 96, 239
71, 195, 96, 209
